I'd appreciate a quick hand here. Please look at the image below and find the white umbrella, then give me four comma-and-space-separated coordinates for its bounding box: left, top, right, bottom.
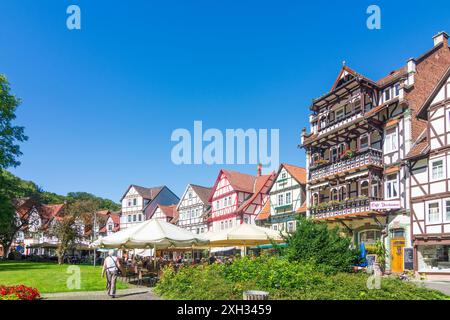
201, 223, 286, 247
91, 219, 209, 250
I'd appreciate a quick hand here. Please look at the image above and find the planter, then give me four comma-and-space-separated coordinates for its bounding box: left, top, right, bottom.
243, 290, 269, 300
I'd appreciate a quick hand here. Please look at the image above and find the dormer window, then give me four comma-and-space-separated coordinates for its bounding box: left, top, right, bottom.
384, 88, 391, 102
394, 83, 400, 97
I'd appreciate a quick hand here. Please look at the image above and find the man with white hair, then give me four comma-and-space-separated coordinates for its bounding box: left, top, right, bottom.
102, 249, 122, 298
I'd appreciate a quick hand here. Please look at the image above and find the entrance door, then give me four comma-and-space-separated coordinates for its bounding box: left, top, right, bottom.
391, 238, 405, 273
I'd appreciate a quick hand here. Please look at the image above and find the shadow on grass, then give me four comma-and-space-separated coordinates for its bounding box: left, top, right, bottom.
0, 261, 75, 272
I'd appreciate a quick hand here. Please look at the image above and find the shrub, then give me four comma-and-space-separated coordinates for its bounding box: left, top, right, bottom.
0, 285, 41, 300
155, 255, 448, 300
283, 217, 361, 273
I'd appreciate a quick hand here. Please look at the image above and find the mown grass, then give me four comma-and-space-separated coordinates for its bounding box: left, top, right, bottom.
0, 260, 128, 293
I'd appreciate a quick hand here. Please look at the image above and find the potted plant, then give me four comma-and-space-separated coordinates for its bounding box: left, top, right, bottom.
340, 149, 355, 160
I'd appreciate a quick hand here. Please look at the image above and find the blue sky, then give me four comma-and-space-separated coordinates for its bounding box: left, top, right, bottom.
1, 0, 450, 202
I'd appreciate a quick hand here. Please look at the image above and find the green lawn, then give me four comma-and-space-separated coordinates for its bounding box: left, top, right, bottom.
0, 261, 129, 293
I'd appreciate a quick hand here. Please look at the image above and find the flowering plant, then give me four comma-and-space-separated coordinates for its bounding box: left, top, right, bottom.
0, 285, 41, 300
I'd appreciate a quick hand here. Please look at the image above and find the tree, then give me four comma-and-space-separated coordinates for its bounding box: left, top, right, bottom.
0, 74, 27, 169
0, 170, 41, 258
47, 199, 102, 264
283, 217, 361, 273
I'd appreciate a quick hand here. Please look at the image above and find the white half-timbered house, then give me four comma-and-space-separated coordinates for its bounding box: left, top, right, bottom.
208, 167, 275, 233
177, 184, 212, 234
408, 55, 450, 278
150, 204, 178, 224
119, 185, 179, 229
256, 164, 307, 232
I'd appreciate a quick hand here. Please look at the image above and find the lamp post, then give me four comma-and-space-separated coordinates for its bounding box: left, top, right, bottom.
93, 211, 97, 267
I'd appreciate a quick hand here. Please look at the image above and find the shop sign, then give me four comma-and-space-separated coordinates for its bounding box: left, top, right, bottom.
370, 200, 401, 210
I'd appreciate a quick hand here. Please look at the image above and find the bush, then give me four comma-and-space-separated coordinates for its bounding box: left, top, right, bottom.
0, 285, 41, 300
283, 217, 360, 273
155, 255, 448, 300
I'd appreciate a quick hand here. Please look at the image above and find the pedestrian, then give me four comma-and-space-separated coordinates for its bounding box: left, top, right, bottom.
102, 249, 122, 298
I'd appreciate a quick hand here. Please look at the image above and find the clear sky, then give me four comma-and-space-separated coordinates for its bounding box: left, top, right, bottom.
1, 0, 450, 202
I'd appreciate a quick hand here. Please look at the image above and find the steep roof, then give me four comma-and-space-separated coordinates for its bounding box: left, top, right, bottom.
221, 170, 259, 194
157, 204, 178, 219
190, 184, 213, 204
120, 185, 164, 201
281, 164, 306, 185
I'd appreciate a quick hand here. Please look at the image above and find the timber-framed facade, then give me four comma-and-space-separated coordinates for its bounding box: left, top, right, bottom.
301, 32, 450, 275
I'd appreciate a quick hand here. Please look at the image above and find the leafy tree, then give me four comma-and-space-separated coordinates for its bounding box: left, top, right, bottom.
283, 216, 361, 273
0, 74, 27, 169
0, 170, 41, 258
47, 199, 102, 264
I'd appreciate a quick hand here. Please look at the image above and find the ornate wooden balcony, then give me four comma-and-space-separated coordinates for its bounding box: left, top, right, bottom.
309, 148, 383, 182
310, 197, 383, 221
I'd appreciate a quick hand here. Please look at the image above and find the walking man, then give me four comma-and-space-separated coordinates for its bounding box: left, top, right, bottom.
102, 250, 121, 298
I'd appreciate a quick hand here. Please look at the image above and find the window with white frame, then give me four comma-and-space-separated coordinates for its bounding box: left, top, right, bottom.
287, 221, 295, 233
445, 200, 450, 222
133, 198, 137, 206
359, 134, 369, 151
384, 88, 391, 102
278, 194, 284, 206
385, 174, 399, 199
335, 108, 345, 121
286, 192, 292, 204
384, 127, 398, 153
431, 158, 444, 181
428, 202, 441, 224
394, 83, 400, 97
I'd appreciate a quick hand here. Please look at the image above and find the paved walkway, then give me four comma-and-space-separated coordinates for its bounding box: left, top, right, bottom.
421, 281, 450, 296
42, 288, 162, 300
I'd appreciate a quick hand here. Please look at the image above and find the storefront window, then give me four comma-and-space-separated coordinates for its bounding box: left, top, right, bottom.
418, 245, 450, 272
358, 229, 381, 245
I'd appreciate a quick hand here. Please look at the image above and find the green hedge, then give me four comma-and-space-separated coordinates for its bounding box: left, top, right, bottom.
155, 256, 448, 300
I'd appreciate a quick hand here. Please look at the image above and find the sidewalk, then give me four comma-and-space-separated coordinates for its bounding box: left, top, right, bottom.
413, 280, 450, 296
42, 288, 162, 300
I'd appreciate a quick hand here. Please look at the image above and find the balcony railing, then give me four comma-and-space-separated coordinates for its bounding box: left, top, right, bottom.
310, 148, 383, 182
318, 111, 363, 136
310, 197, 382, 220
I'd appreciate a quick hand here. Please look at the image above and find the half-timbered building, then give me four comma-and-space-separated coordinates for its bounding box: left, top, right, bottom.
407, 35, 450, 278
208, 167, 275, 233
150, 204, 179, 224
255, 164, 307, 232
301, 32, 450, 274
177, 184, 212, 234
119, 185, 179, 229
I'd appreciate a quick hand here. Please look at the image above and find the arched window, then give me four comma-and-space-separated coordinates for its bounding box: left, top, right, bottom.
339, 186, 347, 201
360, 180, 369, 197
312, 193, 319, 206
331, 189, 338, 201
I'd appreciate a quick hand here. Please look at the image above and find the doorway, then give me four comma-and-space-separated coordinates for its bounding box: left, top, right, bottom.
390, 238, 405, 273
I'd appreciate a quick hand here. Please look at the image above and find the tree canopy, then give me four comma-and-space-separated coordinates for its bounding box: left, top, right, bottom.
0, 74, 27, 169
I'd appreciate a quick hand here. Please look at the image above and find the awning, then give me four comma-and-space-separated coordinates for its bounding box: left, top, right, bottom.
309, 182, 329, 190
345, 170, 369, 181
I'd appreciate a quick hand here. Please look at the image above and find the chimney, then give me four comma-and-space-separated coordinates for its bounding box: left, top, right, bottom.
257, 163, 262, 177
433, 31, 449, 47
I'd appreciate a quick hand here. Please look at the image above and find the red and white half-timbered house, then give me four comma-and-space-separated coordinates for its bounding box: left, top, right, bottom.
208, 167, 275, 233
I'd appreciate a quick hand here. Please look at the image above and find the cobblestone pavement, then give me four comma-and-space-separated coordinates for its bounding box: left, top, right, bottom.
42, 288, 162, 300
